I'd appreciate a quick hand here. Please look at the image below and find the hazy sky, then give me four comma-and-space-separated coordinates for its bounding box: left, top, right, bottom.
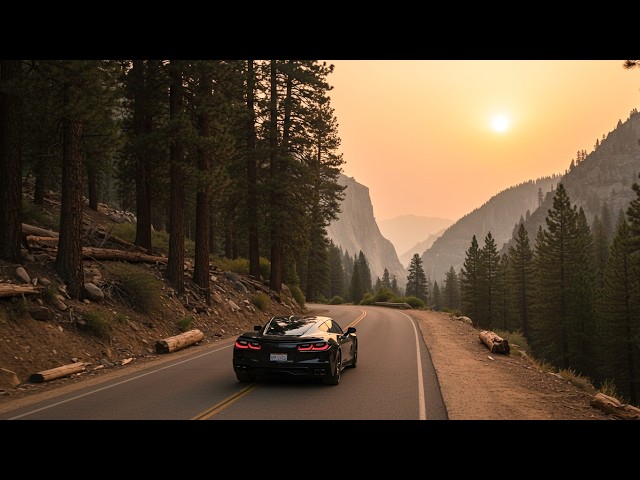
323, 60, 640, 223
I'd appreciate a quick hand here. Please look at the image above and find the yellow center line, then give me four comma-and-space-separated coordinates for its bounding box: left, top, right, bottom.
192, 382, 260, 420
349, 309, 366, 328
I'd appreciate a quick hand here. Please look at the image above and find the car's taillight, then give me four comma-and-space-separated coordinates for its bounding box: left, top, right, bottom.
298, 342, 329, 351
235, 339, 261, 350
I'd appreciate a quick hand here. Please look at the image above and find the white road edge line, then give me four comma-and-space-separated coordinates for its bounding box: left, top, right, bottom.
7, 343, 234, 420
401, 312, 427, 420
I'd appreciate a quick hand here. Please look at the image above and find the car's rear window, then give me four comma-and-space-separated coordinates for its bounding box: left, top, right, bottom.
266, 317, 317, 336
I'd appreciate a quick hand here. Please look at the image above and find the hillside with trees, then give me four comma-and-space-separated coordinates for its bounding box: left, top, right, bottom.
0, 60, 347, 305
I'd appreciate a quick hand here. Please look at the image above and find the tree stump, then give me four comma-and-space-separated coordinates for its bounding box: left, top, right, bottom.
155, 329, 204, 354
479, 330, 510, 355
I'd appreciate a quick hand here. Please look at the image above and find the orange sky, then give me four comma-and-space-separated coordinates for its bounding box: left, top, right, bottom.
324, 60, 640, 222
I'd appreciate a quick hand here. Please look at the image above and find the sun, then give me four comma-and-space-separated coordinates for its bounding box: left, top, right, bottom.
491, 115, 510, 133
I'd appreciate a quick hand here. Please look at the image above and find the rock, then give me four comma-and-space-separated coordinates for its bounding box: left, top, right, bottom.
228, 300, 241, 312
52, 298, 68, 311
38, 277, 51, 286
29, 306, 53, 321
84, 282, 105, 302
15, 266, 31, 284
233, 281, 248, 293
0, 368, 21, 388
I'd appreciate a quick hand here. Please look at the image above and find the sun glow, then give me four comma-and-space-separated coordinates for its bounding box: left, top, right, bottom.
491, 115, 510, 133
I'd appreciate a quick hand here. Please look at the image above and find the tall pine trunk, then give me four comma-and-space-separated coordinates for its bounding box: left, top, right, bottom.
133, 60, 153, 252
246, 60, 260, 279
193, 71, 212, 303
0, 59, 23, 263
166, 62, 185, 294
268, 60, 282, 292
56, 82, 85, 299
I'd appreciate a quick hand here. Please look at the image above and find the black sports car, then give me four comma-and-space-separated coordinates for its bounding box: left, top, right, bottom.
233, 314, 357, 385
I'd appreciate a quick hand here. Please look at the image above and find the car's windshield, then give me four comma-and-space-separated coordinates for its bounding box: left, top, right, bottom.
266, 317, 317, 336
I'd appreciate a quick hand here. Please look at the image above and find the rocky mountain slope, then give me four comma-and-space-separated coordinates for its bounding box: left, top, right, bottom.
326, 174, 408, 287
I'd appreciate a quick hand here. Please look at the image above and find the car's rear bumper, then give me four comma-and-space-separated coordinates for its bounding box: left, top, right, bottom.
233, 357, 334, 379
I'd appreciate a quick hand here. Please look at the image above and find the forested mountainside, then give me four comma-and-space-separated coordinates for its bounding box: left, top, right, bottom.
420, 176, 559, 284
326, 174, 408, 288
422, 109, 640, 285
508, 109, 640, 252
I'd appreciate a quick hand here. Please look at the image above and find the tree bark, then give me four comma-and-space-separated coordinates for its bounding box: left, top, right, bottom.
133, 60, 153, 252
479, 330, 510, 354
268, 60, 282, 292
193, 65, 213, 304
246, 60, 260, 279
166, 62, 185, 294
55, 82, 85, 300
0, 59, 23, 263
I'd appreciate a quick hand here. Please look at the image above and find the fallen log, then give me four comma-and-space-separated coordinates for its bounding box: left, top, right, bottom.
155, 329, 204, 354
0, 284, 44, 298
590, 392, 640, 420
22, 223, 59, 237
29, 362, 88, 383
479, 330, 510, 355
82, 247, 167, 264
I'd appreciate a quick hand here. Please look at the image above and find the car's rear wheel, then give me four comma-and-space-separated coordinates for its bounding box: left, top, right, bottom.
236, 372, 254, 382
323, 352, 341, 385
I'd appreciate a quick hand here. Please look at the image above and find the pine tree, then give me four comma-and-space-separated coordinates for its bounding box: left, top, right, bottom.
531, 183, 581, 369
597, 217, 640, 404
627, 172, 640, 254
493, 254, 511, 331
349, 257, 364, 304
432, 281, 442, 311
357, 251, 373, 295
0, 60, 23, 263
405, 254, 428, 301
507, 222, 534, 339
461, 235, 482, 327
442, 266, 459, 310
326, 240, 344, 300
570, 207, 597, 375
479, 232, 500, 329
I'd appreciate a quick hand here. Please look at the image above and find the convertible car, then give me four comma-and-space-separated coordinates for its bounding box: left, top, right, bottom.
233, 314, 358, 385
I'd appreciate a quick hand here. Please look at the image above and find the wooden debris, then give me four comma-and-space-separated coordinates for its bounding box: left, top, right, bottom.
82, 247, 167, 263
0, 284, 44, 298
590, 392, 640, 420
22, 223, 59, 238
155, 329, 204, 354
479, 330, 510, 355
29, 362, 88, 383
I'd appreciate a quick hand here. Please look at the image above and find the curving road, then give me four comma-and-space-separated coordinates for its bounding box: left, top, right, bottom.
0, 304, 448, 420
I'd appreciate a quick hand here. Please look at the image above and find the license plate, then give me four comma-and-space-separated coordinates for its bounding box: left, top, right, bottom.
270, 353, 287, 362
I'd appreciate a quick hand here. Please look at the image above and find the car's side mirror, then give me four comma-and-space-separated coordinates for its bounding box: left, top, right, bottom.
254, 325, 262, 331
346, 327, 356, 335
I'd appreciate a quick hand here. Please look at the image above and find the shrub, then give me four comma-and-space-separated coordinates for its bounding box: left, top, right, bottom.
329, 295, 343, 305
359, 292, 375, 305
598, 378, 626, 402
400, 296, 426, 309
559, 368, 595, 393
114, 312, 127, 323
251, 292, 270, 311
6, 297, 28, 321
290, 284, 306, 309
177, 316, 194, 332
83, 311, 110, 338
104, 262, 164, 314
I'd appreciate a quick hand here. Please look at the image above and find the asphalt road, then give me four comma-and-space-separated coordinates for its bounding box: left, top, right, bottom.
0, 304, 447, 420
